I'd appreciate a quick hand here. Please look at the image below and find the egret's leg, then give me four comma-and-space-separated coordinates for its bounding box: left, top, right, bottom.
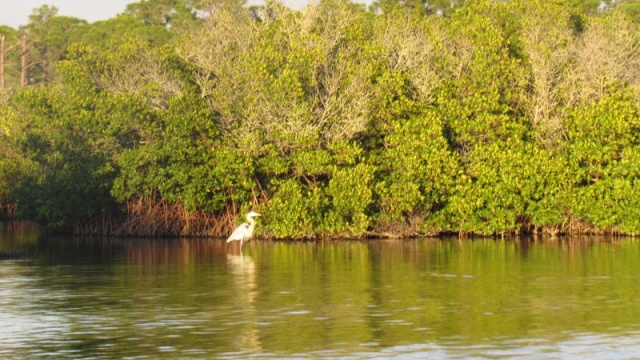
240, 238, 243, 250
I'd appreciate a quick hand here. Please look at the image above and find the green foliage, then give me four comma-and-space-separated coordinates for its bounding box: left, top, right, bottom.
3, 0, 640, 237
21, 6, 89, 85
616, 1, 640, 21
79, 14, 174, 47
110, 96, 254, 213
433, 142, 568, 235
0, 26, 22, 88
264, 159, 374, 238
566, 94, 640, 233
376, 110, 460, 227
324, 163, 374, 235
5, 86, 121, 229
125, 0, 197, 29
0, 132, 37, 203
440, 0, 528, 148
372, 0, 466, 16
568, 0, 640, 21
264, 179, 325, 238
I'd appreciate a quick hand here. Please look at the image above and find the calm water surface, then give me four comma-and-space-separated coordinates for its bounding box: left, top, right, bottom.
1, 222, 640, 358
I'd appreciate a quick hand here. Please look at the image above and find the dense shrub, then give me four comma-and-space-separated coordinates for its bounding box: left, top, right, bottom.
2, 0, 640, 237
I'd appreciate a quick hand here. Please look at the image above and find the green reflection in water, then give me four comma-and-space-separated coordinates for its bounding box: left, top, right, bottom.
2, 235, 640, 358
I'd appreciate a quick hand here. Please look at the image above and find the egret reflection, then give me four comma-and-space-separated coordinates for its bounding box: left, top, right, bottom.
226, 253, 261, 352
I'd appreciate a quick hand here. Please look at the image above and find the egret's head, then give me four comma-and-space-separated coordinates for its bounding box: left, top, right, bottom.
247, 211, 261, 219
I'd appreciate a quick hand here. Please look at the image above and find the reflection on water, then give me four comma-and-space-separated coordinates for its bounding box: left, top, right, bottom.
0, 228, 640, 358
226, 253, 261, 353
0, 221, 39, 258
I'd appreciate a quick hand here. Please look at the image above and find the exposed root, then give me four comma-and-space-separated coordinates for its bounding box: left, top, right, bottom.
0, 201, 17, 220
75, 195, 239, 238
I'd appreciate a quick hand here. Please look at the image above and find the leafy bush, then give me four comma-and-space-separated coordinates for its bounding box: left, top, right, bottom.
3, 0, 640, 237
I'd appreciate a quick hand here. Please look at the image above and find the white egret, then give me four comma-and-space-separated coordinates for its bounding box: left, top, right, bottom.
226, 211, 261, 249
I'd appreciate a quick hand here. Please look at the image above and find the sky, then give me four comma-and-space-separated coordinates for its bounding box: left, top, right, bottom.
0, 1, 134, 28
0, 0, 326, 29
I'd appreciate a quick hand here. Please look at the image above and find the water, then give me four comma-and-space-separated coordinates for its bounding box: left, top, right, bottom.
1, 223, 640, 358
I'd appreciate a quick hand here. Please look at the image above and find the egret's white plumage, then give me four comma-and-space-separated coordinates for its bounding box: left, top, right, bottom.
226, 211, 261, 249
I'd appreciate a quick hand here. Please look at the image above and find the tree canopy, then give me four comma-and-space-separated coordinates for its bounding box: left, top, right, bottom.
2, 0, 640, 238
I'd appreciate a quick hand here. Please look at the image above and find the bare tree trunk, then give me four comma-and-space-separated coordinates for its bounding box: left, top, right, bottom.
20, 34, 27, 87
